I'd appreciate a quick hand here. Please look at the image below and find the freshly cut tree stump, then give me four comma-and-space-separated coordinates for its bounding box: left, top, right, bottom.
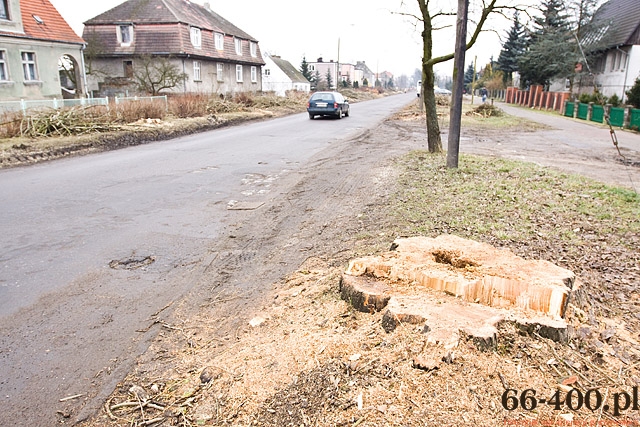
341, 235, 576, 346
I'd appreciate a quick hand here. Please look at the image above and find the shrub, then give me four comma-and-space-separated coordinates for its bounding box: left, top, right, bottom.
169, 93, 210, 118
0, 110, 25, 138
608, 93, 621, 108
626, 78, 640, 108
115, 100, 166, 123
233, 92, 255, 107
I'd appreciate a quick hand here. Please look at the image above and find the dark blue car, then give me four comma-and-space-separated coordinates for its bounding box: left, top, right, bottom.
307, 91, 350, 119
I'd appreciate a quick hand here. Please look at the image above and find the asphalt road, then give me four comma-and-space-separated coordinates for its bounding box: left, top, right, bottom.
0, 93, 416, 426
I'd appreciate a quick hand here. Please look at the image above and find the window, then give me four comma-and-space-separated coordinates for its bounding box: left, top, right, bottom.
21, 52, 38, 81
250, 41, 257, 57
190, 27, 201, 48
251, 66, 257, 83
309, 64, 315, 71
0, 50, 7, 80
214, 33, 224, 50
610, 50, 628, 72
234, 38, 242, 55
193, 61, 201, 81
217, 63, 224, 81
0, 0, 8, 20
236, 64, 243, 82
263, 68, 270, 76
123, 60, 133, 78
119, 25, 133, 45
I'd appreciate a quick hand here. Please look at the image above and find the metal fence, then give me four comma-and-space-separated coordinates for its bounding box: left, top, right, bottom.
114, 95, 168, 110
0, 97, 109, 114
0, 95, 168, 114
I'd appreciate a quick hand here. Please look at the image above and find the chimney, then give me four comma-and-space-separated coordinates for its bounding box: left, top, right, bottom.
317, 57, 323, 62
204, 1, 210, 9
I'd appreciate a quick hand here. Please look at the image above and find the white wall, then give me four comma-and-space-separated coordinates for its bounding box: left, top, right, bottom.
596, 45, 640, 101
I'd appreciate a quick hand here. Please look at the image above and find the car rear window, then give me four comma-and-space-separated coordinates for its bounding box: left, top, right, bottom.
311, 93, 334, 101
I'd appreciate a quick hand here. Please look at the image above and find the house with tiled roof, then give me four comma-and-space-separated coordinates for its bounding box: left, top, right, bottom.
82, 0, 265, 97
0, 0, 86, 100
576, 0, 640, 101
262, 53, 309, 96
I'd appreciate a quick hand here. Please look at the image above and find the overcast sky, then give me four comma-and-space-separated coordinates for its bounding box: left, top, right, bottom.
49, 0, 520, 79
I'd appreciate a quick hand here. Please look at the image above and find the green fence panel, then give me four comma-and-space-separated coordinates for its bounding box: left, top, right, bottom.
609, 107, 625, 127
577, 103, 589, 120
590, 105, 604, 123
630, 109, 640, 130
564, 102, 574, 117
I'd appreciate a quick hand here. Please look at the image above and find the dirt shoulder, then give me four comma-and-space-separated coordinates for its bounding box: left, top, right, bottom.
0, 111, 275, 168
73, 101, 640, 427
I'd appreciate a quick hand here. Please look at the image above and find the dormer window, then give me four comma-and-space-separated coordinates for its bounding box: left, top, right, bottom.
234, 37, 242, 55
0, 0, 9, 20
190, 27, 201, 48
118, 25, 133, 46
250, 42, 257, 57
214, 32, 224, 50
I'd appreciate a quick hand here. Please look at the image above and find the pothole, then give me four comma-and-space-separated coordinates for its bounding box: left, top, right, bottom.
109, 255, 156, 270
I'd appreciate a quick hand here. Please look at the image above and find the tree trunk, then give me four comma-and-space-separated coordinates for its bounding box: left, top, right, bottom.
420, 6, 442, 153
422, 63, 442, 153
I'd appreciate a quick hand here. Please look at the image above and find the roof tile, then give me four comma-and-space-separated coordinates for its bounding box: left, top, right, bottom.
19, 0, 84, 44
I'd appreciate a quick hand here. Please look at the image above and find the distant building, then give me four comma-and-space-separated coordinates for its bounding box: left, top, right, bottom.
307, 57, 339, 90
307, 57, 375, 89
378, 71, 394, 87
262, 53, 310, 96
82, 0, 265, 97
0, 0, 86, 100
355, 61, 375, 87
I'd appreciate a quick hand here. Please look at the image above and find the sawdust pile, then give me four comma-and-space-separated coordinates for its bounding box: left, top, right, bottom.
86, 257, 640, 427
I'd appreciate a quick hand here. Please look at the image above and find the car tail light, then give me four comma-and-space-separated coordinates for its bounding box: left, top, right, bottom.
334, 102, 338, 108
307, 102, 310, 108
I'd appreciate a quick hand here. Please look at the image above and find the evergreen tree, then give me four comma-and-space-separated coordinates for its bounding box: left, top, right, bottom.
627, 78, 640, 109
497, 12, 526, 85
300, 56, 312, 82
325, 70, 333, 89
310, 70, 321, 91
518, 0, 575, 88
463, 63, 475, 92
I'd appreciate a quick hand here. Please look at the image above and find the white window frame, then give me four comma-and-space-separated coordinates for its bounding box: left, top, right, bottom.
263, 68, 270, 77
190, 27, 201, 49
234, 38, 242, 55
217, 63, 224, 81
236, 64, 243, 82
0, 0, 9, 20
214, 32, 224, 50
0, 50, 8, 81
251, 66, 257, 83
21, 51, 38, 81
250, 41, 257, 58
118, 25, 133, 46
193, 60, 201, 81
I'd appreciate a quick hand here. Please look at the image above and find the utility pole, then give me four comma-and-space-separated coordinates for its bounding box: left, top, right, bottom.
470, 55, 477, 105
447, 0, 469, 169
337, 37, 340, 89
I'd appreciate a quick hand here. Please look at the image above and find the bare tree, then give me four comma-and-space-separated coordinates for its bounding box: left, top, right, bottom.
403, 0, 522, 153
133, 55, 187, 96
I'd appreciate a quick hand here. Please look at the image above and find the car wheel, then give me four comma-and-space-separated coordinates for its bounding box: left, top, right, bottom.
309, 113, 314, 119
345, 108, 350, 117
337, 109, 342, 119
